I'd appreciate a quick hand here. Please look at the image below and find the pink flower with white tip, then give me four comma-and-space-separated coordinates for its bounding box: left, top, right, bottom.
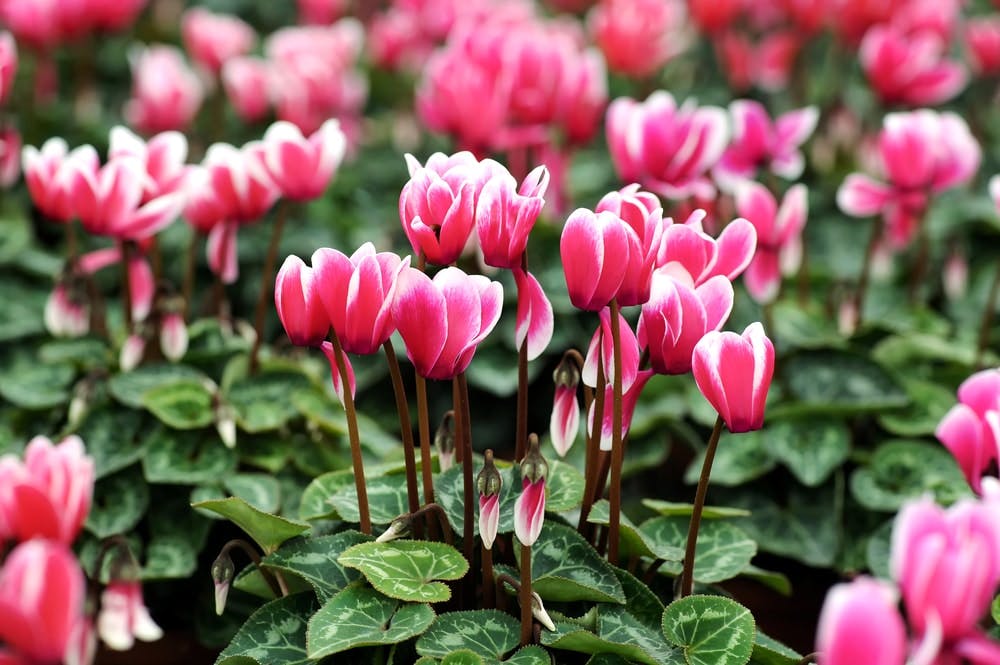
692, 322, 774, 432
860, 24, 966, 107
108, 126, 192, 201
714, 100, 818, 191
475, 163, 548, 270
274, 255, 329, 348
657, 213, 757, 287
560, 208, 634, 311
606, 91, 729, 200
477, 450, 503, 549
203, 142, 280, 224
815, 577, 907, 665
936, 369, 1000, 495
391, 266, 503, 381
514, 437, 548, 547
124, 45, 204, 135
735, 182, 808, 304
838, 110, 980, 249
0, 435, 94, 545
97, 580, 163, 652
23, 138, 98, 223
181, 8, 256, 75
595, 185, 666, 306
588, 0, 689, 79
262, 119, 346, 202
222, 57, 274, 124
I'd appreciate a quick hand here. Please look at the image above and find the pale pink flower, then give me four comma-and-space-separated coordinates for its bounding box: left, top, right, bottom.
262, 119, 346, 201
692, 322, 774, 432
97, 581, 163, 651
181, 8, 256, 75
124, 45, 204, 134
735, 182, 808, 304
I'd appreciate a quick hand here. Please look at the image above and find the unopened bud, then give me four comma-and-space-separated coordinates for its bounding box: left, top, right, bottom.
435, 411, 455, 472
215, 399, 237, 448
477, 449, 503, 498
553, 354, 580, 389
159, 312, 189, 361
376, 515, 413, 543
119, 334, 146, 372
943, 247, 968, 302
531, 591, 556, 631
211, 552, 235, 616
519, 434, 548, 485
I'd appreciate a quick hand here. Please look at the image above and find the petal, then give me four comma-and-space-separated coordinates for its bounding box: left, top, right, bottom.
513, 268, 553, 362
319, 341, 356, 406
391, 267, 447, 379
706, 218, 757, 282
837, 174, 892, 217
514, 478, 546, 546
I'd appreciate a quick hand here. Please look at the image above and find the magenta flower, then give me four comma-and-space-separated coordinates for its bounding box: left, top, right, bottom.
588, 0, 689, 79
23, 138, 97, 223
312, 243, 409, 355
714, 100, 818, 191
263, 119, 346, 202
274, 255, 329, 347
109, 126, 192, 202
550, 356, 581, 458
392, 266, 503, 380
692, 322, 774, 433
860, 24, 966, 107
639, 267, 734, 375
560, 208, 634, 311
97, 580, 163, 651
735, 182, 808, 304
606, 91, 728, 200
966, 17, 1000, 77
936, 369, 1000, 495
513, 268, 553, 362
203, 142, 280, 224
475, 164, 548, 270
0, 541, 86, 664
583, 307, 641, 392
892, 496, 1000, 646
595, 184, 666, 306
181, 8, 256, 76
815, 577, 907, 665
0, 435, 94, 545
657, 213, 757, 287
124, 45, 204, 135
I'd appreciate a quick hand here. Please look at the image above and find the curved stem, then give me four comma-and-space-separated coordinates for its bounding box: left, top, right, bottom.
217, 539, 283, 598
976, 260, 1000, 368
249, 200, 288, 374
680, 416, 724, 597
330, 331, 371, 534
608, 300, 624, 566
384, 341, 421, 533
415, 374, 437, 540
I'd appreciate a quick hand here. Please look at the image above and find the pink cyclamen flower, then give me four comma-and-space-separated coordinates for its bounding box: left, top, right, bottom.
274, 255, 329, 347
312, 243, 410, 355
638, 267, 734, 375
892, 496, 1000, 646
550, 355, 582, 458
298, 0, 347, 24
391, 266, 503, 380
181, 8, 256, 76
513, 268, 553, 362
657, 212, 757, 286
595, 184, 666, 306
588, 0, 689, 78
966, 17, 1000, 77
815, 577, 907, 665
692, 322, 774, 432
203, 142, 280, 223
222, 57, 274, 124
0, 31, 16, 107
97, 580, 163, 651
23, 139, 98, 223
108, 126, 191, 202
124, 45, 204, 135
514, 440, 548, 547
735, 182, 808, 304
838, 110, 980, 249
936, 369, 1000, 495
0, 435, 94, 544
607, 91, 729, 200
687, 0, 742, 34
0, 127, 20, 188
399, 152, 490, 266
714, 100, 819, 191
263, 119, 346, 201
560, 208, 633, 311
859, 24, 966, 106
475, 163, 548, 270
583, 307, 641, 392
588, 369, 655, 451
0, 540, 86, 664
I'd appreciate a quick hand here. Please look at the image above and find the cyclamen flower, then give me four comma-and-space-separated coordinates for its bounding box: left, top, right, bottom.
274, 255, 329, 347
475, 163, 548, 270
23, 138, 98, 223
263, 119, 346, 201
966, 17, 1000, 77
657, 213, 757, 287
815, 577, 907, 665
588, 0, 689, 78
713, 30, 803, 94
124, 45, 204, 135
714, 100, 819, 191
181, 8, 256, 75
222, 57, 274, 123
860, 24, 966, 107
97, 580, 163, 651
594, 184, 665, 307
391, 266, 503, 380
735, 182, 808, 304
108, 126, 192, 202
692, 322, 774, 432
0, 31, 15, 107
550, 354, 582, 457
513, 268, 553, 362
936, 368, 1000, 495
560, 208, 633, 311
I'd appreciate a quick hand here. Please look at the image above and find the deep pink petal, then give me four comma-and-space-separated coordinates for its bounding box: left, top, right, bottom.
513, 268, 553, 362
391, 268, 447, 379
319, 341, 356, 406
514, 477, 546, 546
706, 218, 757, 282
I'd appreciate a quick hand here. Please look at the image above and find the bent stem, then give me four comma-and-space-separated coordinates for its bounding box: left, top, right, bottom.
607, 299, 624, 566
330, 331, 371, 535
976, 261, 1000, 368
215, 539, 284, 598
680, 415, 725, 597
520, 542, 532, 646
454, 372, 475, 607
249, 200, 289, 374
384, 341, 421, 533
415, 374, 437, 540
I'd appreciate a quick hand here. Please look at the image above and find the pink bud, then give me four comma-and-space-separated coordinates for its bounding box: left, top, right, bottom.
181, 8, 256, 75
815, 577, 906, 665
514, 477, 546, 547
97, 581, 163, 651
560, 208, 632, 311
478, 493, 500, 550
119, 333, 146, 372
860, 24, 966, 107
943, 246, 968, 302
550, 356, 581, 458
692, 322, 774, 432
275, 255, 329, 347
160, 312, 188, 362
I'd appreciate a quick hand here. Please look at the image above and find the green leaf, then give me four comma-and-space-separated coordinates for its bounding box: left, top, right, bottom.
992, 595, 1000, 625
74, 408, 147, 479
877, 378, 955, 437
662, 595, 755, 665
542, 460, 585, 512
850, 440, 971, 512
227, 372, 310, 433
263, 531, 371, 602
767, 419, 850, 487
306, 584, 435, 659
683, 429, 776, 486
440, 650, 485, 665
521, 522, 625, 604
291, 388, 400, 458
777, 352, 908, 416
109, 363, 208, 409
299, 470, 355, 521
506, 645, 551, 664
224, 474, 282, 513
339, 540, 469, 603
436, 463, 515, 536
416, 610, 519, 662
142, 427, 237, 485
865, 520, 894, 580
39, 338, 109, 368
331, 472, 425, 525
141, 379, 214, 429
542, 614, 683, 665
770, 302, 847, 351
216, 593, 317, 665
740, 566, 791, 596
86, 467, 149, 538
750, 632, 801, 665
193, 496, 310, 552
641, 500, 750, 519
587, 500, 684, 562
0, 214, 31, 265
0, 279, 46, 342
0, 359, 74, 409
612, 566, 665, 629
143, 535, 198, 580
239, 435, 292, 473
641, 517, 756, 584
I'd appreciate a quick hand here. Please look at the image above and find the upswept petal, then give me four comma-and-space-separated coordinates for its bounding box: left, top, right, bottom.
560, 208, 630, 310
744, 250, 782, 304
319, 341, 356, 407
735, 181, 778, 244
206, 221, 239, 284
391, 267, 448, 379
957, 369, 1000, 417
312, 246, 355, 338
513, 268, 553, 362
936, 404, 994, 495
128, 257, 155, 322
696, 275, 735, 332
706, 218, 757, 281
837, 174, 892, 217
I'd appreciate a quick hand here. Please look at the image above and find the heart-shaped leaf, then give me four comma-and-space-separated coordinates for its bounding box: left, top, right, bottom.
662, 595, 755, 665
850, 440, 971, 512
587, 500, 684, 562
141, 379, 214, 429
227, 372, 310, 433
767, 419, 849, 487
108, 363, 208, 409
331, 472, 426, 525
518, 522, 625, 604
416, 610, 519, 663
640, 517, 756, 584
263, 531, 371, 602
216, 592, 317, 665
299, 470, 355, 521
142, 427, 237, 485
338, 540, 468, 603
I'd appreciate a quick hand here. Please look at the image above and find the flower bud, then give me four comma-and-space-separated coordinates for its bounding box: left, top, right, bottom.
376, 515, 412, 543
531, 591, 556, 631
477, 449, 503, 550
211, 552, 235, 616
435, 411, 456, 472
519, 434, 548, 485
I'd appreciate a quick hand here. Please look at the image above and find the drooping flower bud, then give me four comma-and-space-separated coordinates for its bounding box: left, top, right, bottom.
376, 514, 413, 543
477, 449, 502, 550
550, 352, 581, 458
435, 411, 456, 472
515, 435, 547, 547
211, 551, 235, 616
531, 590, 556, 632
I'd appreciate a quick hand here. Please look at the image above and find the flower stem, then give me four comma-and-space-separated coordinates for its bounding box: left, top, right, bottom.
854, 217, 884, 329
482, 545, 495, 609
330, 330, 371, 535
415, 374, 437, 540
976, 260, 1000, 368
577, 345, 606, 539
515, 339, 529, 461
454, 372, 475, 607
249, 200, 288, 374
182, 230, 199, 320
520, 542, 532, 646
120, 240, 135, 335
607, 299, 624, 566
384, 341, 421, 535
216, 539, 283, 598
680, 415, 724, 597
